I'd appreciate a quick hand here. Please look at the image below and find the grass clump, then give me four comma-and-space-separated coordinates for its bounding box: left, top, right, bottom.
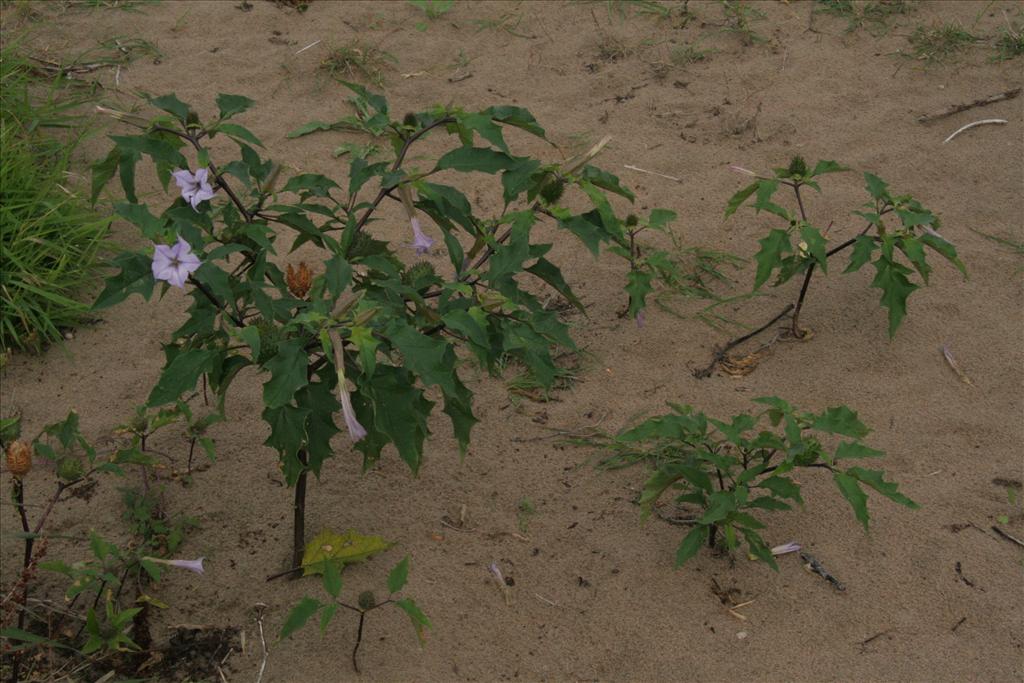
991, 18, 1023, 61
908, 22, 978, 63
319, 42, 397, 87
0, 45, 109, 353
815, 0, 914, 36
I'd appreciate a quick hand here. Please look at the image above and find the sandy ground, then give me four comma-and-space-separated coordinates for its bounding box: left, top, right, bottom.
1, 1, 1022, 681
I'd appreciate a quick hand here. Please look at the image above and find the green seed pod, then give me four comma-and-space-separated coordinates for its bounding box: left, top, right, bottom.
539, 175, 566, 204
57, 456, 84, 482
254, 319, 281, 365
402, 112, 418, 128
347, 231, 377, 259
404, 261, 437, 289
358, 590, 376, 610
625, 214, 639, 228
787, 156, 808, 178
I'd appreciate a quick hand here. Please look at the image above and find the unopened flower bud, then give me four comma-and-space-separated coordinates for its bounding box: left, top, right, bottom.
5, 441, 31, 477
286, 262, 313, 299
57, 456, 84, 482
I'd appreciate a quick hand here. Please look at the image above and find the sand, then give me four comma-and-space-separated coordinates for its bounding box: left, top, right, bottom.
1, 1, 1022, 681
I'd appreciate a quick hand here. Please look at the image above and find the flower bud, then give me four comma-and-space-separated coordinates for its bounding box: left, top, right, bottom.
57, 456, 84, 482
286, 262, 312, 299
5, 441, 31, 477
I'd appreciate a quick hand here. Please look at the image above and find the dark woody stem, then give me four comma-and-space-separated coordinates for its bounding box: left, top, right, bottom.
188, 276, 245, 327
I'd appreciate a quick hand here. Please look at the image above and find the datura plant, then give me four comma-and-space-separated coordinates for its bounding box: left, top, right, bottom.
91, 83, 674, 569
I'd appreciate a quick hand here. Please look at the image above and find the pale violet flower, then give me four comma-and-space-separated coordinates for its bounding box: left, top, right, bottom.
635, 310, 646, 329
143, 556, 205, 575
410, 217, 434, 255
770, 542, 802, 556
172, 167, 216, 210
338, 385, 368, 442
152, 237, 201, 288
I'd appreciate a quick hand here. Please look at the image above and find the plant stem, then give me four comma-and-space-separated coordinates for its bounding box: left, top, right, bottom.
790, 264, 816, 337
348, 117, 456, 244
352, 609, 366, 673
291, 449, 309, 572
692, 303, 794, 378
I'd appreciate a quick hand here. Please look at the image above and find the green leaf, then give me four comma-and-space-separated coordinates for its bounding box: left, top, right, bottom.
435, 146, 515, 174
844, 235, 877, 274
485, 105, 546, 138
847, 467, 919, 508
724, 181, 758, 218
395, 598, 432, 645
753, 229, 792, 289
833, 471, 870, 530
280, 597, 320, 640
525, 258, 584, 312
675, 525, 708, 567
262, 340, 310, 409
812, 405, 869, 439
282, 173, 340, 198
216, 123, 264, 148
810, 160, 847, 177
799, 223, 828, 272
319, 603, 339, 634
147, 349, 213, 406
625, 268, 654, 318
742, 528, 778, 571
388, 556, 410, 594
897, 235, 931, 283
301, 529, 394, 576
364, 365, 433, 473
149, 93, 190, 122
387, 324, 458, 396
753, 180, 790, 220
834, 441, 885, 460
756, 475, 803, 504
580, 165, 635, 202
864, 172, 889, 201
93, 251, 156, 310
322, 559, 343, 599
91, 147, 121, 204
871, 252, 918, 337
216, 93, 256, 120
286, 120, 337, 138
324, 254, 352, 299
459, 112, 509, 152
920, 233, 967, 278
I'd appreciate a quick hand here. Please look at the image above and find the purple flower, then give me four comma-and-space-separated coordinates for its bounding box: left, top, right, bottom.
635, 309, 646, 329
338, 384, 368, 442
770, 542, 801, 556
172, 167, 216, 210
152, 237, 201, 288
143, 556, 205, 574
410, 217, 434, 255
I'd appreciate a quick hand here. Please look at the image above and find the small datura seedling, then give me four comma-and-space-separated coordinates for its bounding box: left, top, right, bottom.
705, 157, 967, 373
601, 397, 918, 568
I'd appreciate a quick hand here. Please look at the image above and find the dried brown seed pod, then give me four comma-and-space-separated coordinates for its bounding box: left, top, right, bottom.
5, 440, 32, 477
286, 262, 312, 299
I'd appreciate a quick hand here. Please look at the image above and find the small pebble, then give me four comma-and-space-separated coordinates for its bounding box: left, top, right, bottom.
737, 631, 748, 640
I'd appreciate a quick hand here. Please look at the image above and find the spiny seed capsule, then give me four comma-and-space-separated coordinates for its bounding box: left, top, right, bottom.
787, 156, 808, 177
538, 176, 566, 204
286, 262, 312, 299
358, 591, 376, 610
5, 441, 31, 477
625, 214, 639, 228
402, 112, 418, 128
